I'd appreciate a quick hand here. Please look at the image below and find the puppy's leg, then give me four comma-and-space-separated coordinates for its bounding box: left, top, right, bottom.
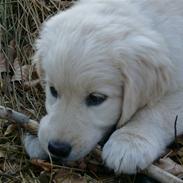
102, 90, 183, 174
22, 134, 48, 159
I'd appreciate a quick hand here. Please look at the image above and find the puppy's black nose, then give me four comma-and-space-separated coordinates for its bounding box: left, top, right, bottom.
48, 141, 71, 158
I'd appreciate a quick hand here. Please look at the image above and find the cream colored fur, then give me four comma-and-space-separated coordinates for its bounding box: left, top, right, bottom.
24, 0, 183, 174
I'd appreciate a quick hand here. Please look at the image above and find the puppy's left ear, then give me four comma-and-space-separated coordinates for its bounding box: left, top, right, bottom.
116, 33, 173, 127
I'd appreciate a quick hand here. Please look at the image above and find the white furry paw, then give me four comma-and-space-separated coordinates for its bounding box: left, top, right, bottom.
102, 129, 162, 174
22, 134, 48, 159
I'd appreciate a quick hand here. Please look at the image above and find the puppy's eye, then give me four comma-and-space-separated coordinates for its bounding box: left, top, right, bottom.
86, 93, 107, 106
50, 86, 58, 98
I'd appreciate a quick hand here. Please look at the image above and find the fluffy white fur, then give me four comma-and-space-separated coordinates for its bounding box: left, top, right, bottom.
24, 0, 183, 174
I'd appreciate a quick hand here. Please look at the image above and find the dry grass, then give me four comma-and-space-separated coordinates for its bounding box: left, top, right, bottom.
1, 0, 183, 183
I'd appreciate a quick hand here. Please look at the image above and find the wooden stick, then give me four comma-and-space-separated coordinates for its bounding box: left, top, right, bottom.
146, 164, 183, 183
0, 105, 38, 134
0, 105, 182, 183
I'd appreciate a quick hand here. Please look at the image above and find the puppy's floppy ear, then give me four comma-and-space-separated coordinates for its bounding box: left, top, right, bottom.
116, 33, 173, 127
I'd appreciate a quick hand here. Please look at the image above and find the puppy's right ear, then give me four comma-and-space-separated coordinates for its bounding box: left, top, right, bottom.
115, 33, 173, 128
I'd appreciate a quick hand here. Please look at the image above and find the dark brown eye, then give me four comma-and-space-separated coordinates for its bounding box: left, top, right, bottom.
50, 86, 58, 98
86, 93, 107, 106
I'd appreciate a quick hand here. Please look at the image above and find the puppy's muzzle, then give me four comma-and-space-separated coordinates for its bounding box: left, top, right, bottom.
48, 141, 72, 158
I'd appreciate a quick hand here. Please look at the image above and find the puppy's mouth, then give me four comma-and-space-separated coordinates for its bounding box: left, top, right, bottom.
50, 132, 114, 165
46, 125, 116, 163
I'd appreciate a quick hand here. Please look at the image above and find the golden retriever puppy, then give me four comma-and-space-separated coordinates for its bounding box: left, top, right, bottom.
24, 0, 183, 174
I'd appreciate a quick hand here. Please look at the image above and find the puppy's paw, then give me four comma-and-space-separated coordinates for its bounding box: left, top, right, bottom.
22, 134, 48, 159
102, 129, 162, 174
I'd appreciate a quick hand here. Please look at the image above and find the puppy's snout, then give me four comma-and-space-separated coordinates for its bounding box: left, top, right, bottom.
48, 141, 72, 158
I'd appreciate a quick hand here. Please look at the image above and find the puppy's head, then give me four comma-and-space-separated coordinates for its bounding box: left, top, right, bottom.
34, 4, 172, 161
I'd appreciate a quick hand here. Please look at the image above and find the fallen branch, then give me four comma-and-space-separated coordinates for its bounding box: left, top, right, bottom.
0, 105, 182, 183
0, 105, 38, 134
147, 164, 183, 183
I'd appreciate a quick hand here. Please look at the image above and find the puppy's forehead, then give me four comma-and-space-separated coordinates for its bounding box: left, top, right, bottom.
43, 49, 121, 93
41, 35, 122, 93
38, 10, 123, 92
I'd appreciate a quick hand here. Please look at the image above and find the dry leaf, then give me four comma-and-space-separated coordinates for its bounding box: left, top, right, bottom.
157, 158, 183, 176
22, 44, 32, 59
11, 58, 40, 88
11, 58, 31, 82
0, 150, 6, 158
4, 124, 17, 136
77, 159, 87, 170
7, 39, 16, 63
31, 159, 52, 172
23, 79, 41, 89
0, 51, 6, 80
54, 169, 87, 183
60, 175, 87, 183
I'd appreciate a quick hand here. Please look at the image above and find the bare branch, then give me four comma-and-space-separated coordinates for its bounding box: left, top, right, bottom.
147, 164, 183, 183
0, 105, 38, 134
